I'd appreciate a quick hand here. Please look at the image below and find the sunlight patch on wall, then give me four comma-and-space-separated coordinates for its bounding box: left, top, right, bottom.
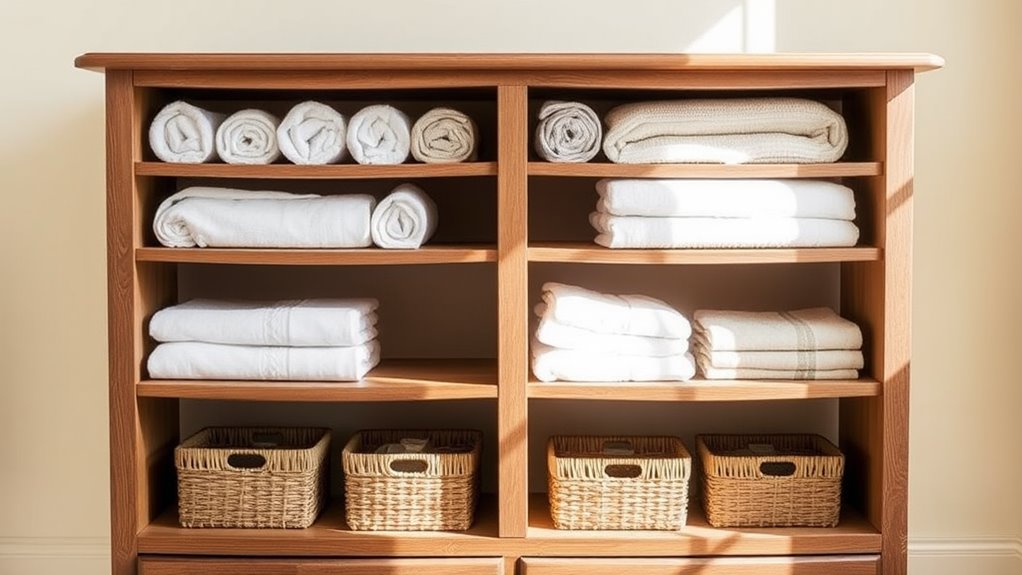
684, 0, 775, 53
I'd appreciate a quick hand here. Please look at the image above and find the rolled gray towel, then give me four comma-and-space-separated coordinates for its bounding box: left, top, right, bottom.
410, 107, 478, 163
534, 101, 602, 163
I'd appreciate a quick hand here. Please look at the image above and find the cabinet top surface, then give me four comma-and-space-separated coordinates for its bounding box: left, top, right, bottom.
75, 52, 944, 72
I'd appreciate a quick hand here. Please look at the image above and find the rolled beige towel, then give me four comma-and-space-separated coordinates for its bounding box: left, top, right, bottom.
410, 107, 478, 163
534, 100, 602, 163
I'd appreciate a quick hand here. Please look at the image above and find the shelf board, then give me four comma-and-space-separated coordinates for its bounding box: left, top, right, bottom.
135, 245, 497, 265
529, 376, 880, 401
135, 161, 497, 179
137, 359, 497, 402
528, 162, 882, 178
136, 494, 880, 557
528, 242, 881, 265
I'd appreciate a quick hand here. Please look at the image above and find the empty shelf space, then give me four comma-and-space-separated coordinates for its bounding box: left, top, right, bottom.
528, 376, 880, 402
528, 242, 881, 264
527, 162, 882, 178
135, 161, 498, 179
138, 496, 500, 557
138, 359, 497, 401
526, 495, 881, 556
136, 245, 497, 265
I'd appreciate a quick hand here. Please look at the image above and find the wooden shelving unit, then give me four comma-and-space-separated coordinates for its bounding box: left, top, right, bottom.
77, 52, 940, 575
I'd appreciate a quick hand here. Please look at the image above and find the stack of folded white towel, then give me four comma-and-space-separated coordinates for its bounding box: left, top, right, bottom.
692, 307, 864, 380
147, 299, 381, 381
531, 283, 695, 382
590, 178, 860, 249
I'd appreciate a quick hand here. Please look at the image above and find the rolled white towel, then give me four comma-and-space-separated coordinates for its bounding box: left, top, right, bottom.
370, 184, 438, 249
215, 109, 281, 165
692, 335, 864, 371
153, 187, 374, 248
534, 101, 602, 163
693, 308, 863, 352
531, 341, 695, 382
596, 179, 856, 220
277, 101, 347, 165
410, 107, 478, 163
535, 316, 688, 357
148, 101, 225, 163
150, 298, 380, 347
538, 282, 691, 339
347, 105, 411, 165
590, 213, 860, 249
602, 97, 848, 164
147, 340, 381, 381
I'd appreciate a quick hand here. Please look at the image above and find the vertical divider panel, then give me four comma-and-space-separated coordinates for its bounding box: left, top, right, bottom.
497, 84, 529, 537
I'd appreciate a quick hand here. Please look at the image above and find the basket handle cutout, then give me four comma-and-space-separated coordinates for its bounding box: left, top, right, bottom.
760, 461, 797, 476
250, 432, 284, 448
604, 464, 642, 478
390, 459, 428, 473
227, 453, 267, 469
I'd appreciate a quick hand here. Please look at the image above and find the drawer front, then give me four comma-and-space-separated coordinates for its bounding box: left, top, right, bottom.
139, 557, 505, 575
520, 556, 879, 575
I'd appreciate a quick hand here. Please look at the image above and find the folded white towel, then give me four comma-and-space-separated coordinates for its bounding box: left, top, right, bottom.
148, 101, 225, 164
693, 335, 864, 370
590, 213, 860, 249
697, 361, 859, 381
215, 109, 281, 165
602, 98, 848, 164
347, 105, 411, 165
149, 298, 379, 347
532, 341, 695, 382
277, 101, 347, 165
410, 107, 478, 164
596, 179, 856, 220
370, 184, 438, 249
538, 282, 691, 339
535, 316, 688, 357
694, 307, 863, 351
153, 187, 374, 248
534, 101, 602, 163
147, 340, 381, 381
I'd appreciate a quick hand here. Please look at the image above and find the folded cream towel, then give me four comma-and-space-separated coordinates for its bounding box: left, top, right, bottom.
535, 316, 688, 357
149, 101, 225, 163
149, 298, 379, 347
693, 334, 864, 370
147, 340, 381, 381
532, 341, 695, 382
534, 101, 602, 163
153, 187, 374, 248
277, 101, 347, 165
590, 213, 860, 249
596, 179, 856, 220
697, 358, 859, 380
602, 98, 848, 164
347, 105, 411, 165
539, 282, 691, 339
410, 107, 478, 163
693, 307, 863, 351
215, 109, 281, 165
370, 184, 438, 249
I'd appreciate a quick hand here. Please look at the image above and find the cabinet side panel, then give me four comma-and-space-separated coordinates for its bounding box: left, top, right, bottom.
497, 85, 529, 537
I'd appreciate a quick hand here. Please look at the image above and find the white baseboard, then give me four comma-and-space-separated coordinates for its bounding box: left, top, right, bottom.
1, 535, 1019, 574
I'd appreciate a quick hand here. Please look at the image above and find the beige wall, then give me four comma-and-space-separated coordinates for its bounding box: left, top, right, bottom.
1, 0, 1019, 573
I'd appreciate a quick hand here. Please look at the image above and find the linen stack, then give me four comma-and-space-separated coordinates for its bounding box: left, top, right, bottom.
590, 178, 860, 249
147, 299, 381, 381
531, 283, 695, 382
692, 307, 864, 380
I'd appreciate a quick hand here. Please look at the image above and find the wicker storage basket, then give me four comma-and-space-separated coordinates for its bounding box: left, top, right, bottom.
547, 435, 691, 530
342, 429, 481, 531
697, 434, 844, 527
175, 427, 330, 528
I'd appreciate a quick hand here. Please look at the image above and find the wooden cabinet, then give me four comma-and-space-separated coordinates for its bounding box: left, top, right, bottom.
76, 52, 941, 575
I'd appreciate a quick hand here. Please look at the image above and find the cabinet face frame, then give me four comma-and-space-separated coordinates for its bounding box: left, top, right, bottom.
89, 54, 935, 575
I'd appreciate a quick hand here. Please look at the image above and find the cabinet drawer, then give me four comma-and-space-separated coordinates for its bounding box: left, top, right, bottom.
520, 556, 879, 575
139, 557, 505, 575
